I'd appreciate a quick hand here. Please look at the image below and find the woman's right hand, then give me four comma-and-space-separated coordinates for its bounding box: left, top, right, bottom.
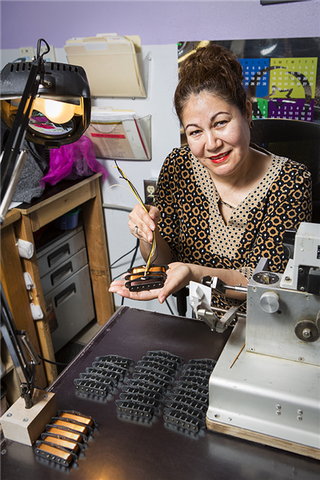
128, 203, 161, 244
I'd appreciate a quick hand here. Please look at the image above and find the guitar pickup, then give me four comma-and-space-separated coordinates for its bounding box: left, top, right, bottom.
125, 379, 167, 395
146, 350, 184, 365
115, 400, 157, 422
166, 392, 208, 407
179, 370, 211, 382
74, 378, 112, 397
188, 358, 216, 368
94, 355, 134, 370
44, 424, 87, 445
132, 371, 173, 388
163, 408, 205, 433
141, 355, 182, 371
50, 419, 89, 440
57, 410, 98, 429
173, 382, 209, 397
164, 400, 206, 419
85, 368, 119, 387
40, 432, 83, 453
181, 364, 214, 376
124, 265, 167, 292
34, 440, 78, 467
134, 363, 176, 378
121, 385, 164, 401
51, 415, 93, 438
119, 392, 162, 410
178, 375, 210, 387
91, 362, 128, 381
79, 372, 117, 390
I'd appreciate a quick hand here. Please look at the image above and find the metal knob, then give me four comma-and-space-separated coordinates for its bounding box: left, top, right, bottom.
259, 291, 280, 314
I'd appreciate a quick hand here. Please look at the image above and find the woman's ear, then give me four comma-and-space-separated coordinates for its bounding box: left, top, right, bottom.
246, 99, 253, 126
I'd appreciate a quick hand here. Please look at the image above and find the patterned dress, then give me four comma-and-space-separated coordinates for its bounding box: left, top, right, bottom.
155, 145, 312, 312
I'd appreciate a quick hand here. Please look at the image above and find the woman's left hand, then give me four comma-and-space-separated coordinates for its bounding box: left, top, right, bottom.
109, 262, 194, 304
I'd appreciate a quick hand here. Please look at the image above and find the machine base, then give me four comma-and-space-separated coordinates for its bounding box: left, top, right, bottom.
206, 416, 320, 460
207, 318, 320, 460
0, 389, 57, 446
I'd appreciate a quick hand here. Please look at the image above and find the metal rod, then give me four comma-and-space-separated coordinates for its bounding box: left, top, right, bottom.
0, 149, 28, 224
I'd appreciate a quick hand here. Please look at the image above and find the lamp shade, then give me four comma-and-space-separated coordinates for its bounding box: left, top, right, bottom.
0, 61, 91, 148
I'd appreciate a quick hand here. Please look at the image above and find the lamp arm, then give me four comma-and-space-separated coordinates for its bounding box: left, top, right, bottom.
0, 284, 40, 408
0, 60, 42, 222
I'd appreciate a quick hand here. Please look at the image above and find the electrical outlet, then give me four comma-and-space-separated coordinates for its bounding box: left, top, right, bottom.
19, 47, 35, 61
144, 179, 157, 205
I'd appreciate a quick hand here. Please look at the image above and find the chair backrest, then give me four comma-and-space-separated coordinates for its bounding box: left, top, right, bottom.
250, 118, 320, 223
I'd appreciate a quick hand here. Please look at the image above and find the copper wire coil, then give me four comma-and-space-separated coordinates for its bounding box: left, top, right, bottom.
125, 265, 168, 291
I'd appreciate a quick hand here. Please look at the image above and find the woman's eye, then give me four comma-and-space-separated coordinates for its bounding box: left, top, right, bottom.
189, 129, 201, 136
215, 120, 227, 128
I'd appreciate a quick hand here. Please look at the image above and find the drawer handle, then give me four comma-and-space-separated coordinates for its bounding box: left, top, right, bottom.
51, 261, 73, 286
55, 283, 76, 308
48, 244, 70, 268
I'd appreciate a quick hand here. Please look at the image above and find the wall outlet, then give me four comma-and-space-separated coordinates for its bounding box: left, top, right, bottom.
19, 47, 35, 61
18, 45, 56, 63
144, 179, 157, 205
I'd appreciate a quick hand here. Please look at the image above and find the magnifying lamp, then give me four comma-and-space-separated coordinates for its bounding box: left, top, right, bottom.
0, 38, 91, 223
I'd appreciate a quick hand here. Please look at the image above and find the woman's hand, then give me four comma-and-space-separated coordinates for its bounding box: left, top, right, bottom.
108, 278, 163, 301
109, 262, 248, 304
128, 204, 161, 244
109, 262, 195, 304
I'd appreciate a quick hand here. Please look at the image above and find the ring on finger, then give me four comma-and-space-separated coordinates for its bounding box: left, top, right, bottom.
134, 225, 139, 236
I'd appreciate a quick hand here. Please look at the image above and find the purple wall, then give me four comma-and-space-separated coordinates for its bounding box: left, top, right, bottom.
1, 1, 319, 50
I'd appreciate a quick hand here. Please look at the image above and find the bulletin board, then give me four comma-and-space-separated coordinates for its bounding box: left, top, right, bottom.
177, 38, 320, 123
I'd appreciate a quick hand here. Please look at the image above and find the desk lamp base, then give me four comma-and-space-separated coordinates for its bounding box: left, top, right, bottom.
0, 389, 57, 446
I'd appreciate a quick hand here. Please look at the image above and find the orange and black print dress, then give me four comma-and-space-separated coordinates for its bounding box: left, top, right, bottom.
155, 146, 312, 313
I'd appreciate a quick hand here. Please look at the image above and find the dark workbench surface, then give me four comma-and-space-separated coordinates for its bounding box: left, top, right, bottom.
1, 306, 319, 479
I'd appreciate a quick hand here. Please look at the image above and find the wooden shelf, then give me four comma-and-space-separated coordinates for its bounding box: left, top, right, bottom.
1, 174, 114, 396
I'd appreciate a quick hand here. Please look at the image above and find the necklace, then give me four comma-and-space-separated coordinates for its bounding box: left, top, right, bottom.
219, 198, 237, 209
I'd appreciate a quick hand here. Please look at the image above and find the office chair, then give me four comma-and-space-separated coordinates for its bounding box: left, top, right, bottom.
250, 118, 320, 224
175, 118, 320, 317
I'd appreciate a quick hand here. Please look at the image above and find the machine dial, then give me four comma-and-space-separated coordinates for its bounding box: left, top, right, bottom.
259, 291, 280, 314
295, 320, 320, 343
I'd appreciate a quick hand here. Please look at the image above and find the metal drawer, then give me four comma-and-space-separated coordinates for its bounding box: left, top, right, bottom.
37, 226, 86, 277
44, 265, 95, 353
40, 247, 88, 297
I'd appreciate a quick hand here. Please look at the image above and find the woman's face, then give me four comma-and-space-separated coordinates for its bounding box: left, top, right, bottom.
182, 92, 252, 179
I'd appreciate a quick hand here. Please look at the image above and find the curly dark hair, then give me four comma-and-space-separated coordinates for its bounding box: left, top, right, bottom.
174, 44, 247, 122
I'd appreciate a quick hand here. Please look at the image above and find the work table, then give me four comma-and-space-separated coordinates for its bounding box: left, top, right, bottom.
1, 307, 318, 480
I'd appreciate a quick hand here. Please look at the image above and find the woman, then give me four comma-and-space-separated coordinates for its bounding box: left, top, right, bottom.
109, 44, 312, 311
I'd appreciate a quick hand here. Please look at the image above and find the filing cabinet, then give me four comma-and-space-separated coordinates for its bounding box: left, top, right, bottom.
36, 225, 95, 353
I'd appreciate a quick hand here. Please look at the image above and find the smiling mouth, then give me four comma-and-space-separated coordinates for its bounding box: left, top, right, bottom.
209, 151, 231, 164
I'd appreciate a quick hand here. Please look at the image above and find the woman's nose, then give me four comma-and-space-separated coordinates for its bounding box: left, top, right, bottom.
206, 131, 222, 150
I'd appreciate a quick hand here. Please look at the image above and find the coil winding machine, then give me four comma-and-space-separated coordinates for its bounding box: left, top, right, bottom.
189, 222, 320, 459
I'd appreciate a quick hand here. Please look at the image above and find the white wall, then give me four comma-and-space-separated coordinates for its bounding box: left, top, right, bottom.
1, 1, 319, 49
96, 44, 181, 315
